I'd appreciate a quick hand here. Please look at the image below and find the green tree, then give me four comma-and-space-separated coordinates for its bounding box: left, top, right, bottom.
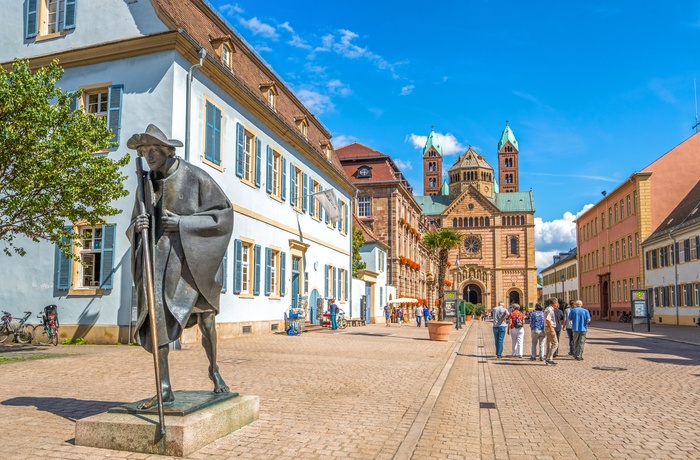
423, 228, 463, 320
352, 227, 367, 277
0, 59, 130, 257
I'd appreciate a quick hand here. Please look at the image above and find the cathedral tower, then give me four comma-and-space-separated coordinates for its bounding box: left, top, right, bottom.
497, 121, 519, 193
422, 127, 443, 196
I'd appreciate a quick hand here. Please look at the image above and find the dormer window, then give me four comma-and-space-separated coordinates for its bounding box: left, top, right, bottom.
357, 166, 372, 178
222, 44, 232, 68
259, 82, 278, 110
209, 35, 235, 70
319, 140, 332, 160
294, 115, 309, 140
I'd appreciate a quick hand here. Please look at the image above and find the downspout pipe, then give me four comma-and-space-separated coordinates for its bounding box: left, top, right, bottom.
670, 229, 679, 325
184, 48, 207, 162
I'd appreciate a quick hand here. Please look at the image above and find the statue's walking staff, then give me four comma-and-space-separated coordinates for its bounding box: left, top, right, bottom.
135, 156, 166, 436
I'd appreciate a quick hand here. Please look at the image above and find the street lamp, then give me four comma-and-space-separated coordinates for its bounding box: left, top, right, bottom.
561, 274, 565, 304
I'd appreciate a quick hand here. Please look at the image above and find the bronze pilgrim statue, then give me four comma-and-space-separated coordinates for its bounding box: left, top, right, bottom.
127, 124, 233, 411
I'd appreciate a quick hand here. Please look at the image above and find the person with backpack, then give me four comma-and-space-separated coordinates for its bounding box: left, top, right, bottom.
529, 303, 546, 361
507, 303, 525, 358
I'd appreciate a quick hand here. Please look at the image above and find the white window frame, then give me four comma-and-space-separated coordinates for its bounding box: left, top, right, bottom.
358, 196, 371, 217
78, 225, 103, 289
243, 129, 255, 183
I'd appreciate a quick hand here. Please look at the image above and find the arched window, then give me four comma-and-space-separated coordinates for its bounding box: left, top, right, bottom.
480, 217, 484, 226
453, 218, 457, 227
502, 217, 506, 226
510, 237, 518, 255
516, 216, 520, 225
485, 217, 490, 227
469, 217, 473, 227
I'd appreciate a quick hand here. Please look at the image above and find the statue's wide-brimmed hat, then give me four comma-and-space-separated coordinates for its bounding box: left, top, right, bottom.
127, 124, 183, 149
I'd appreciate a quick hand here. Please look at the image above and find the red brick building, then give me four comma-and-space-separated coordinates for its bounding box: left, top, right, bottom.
577, 132, 700, 320
336, 143, 438, 305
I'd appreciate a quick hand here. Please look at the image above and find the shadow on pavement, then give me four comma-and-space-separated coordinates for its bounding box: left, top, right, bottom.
2, 396, 126, 422
587, 335, 700, 366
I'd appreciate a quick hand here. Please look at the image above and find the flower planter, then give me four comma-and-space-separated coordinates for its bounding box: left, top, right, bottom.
427, 321, 453, 341
464, 314, 473, 322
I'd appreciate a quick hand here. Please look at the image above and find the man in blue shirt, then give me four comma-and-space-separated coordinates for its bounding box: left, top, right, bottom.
329, 298, 338, 330
568, 300, 591, 360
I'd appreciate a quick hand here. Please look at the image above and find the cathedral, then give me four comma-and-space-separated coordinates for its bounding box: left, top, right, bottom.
415, 123, 537, 310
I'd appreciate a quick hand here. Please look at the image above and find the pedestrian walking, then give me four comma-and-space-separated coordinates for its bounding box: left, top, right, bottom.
383, 304, 391, 327
564, 300, 574, 356
507, 304, 525, 357
569, 300, 591, 360
492, 301, 510, 359
423, 306, 430, 327
529, 303, 546, 361
544, 298, 559, 365
329, 298, 338, 330
415, 305, 423, 327
397, 306, 404, 327
548, 298, 565, 358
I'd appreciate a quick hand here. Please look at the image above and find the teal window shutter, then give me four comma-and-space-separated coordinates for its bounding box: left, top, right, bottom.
302, 173, 308, 213
264, 247, 272, 295
281, 157, 287, 201
280, 251, 286, 296
205, 103, 221, 165
336, 267, 341, 299
69, 92, 79, 111
324, 264, 329, 298
64, 0, 77, 30
26, 0, 38, 39
99, 224, 116, 289
254, 244, 261, 295
344, 270, 348, 301
265, 147, 273, 194
235, 122, 244, 176
107, 85, 123, 145
221, 249, 228, 293
56, 226, 73, 290
233, 239, 242, 294
255, 138, 262, 187
308, 176, 315, 216
337, 198, 342, 231
289, 163, 296, 207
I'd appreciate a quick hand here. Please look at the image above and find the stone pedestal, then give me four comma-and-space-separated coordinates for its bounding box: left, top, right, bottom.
75, 392, 259, 457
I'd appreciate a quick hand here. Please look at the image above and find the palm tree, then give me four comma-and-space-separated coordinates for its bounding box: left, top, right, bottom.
422, 228, 463, 320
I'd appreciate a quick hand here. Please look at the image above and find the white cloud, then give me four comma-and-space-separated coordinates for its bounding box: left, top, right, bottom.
407, 132, 466, 155
394, 159, 412, 171
534, 204, 594, 270
289, 34, 312, 49
333, 134, 357, 148
239, 17, 279, 39
256, 45, 272, 53
219, 3, 244, 15
368, 107, 384, 118
312, 30, 401, 78
295, 89, 334, 114
400, 85, 415, 96
278, 21, 294, 33
327, 79, 351, 97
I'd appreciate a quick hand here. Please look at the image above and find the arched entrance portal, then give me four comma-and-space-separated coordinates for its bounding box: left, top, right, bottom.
462, 284, 482, 305
508, 290, 521, 306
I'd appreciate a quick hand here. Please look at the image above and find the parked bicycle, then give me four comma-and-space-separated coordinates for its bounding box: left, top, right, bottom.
32, 305, 60, 346
0, 310, 34, 344
337, 309, 348, 330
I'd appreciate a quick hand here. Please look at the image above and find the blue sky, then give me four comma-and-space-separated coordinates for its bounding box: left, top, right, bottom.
210, 1, 700, 269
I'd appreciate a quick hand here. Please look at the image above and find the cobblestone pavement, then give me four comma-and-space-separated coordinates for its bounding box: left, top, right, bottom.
0, 319, 699, 459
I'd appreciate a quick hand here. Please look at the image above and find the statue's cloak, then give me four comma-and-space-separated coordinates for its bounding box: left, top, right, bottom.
127, 159, 233, 352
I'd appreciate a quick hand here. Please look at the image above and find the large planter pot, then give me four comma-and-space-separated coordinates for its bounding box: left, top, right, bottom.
464, 315, 473, 322
427, 321, 453, 341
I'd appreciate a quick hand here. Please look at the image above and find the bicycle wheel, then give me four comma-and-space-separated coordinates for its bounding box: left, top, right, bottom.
51, 327, 59, 346
338, 317, 348, 329
0, 325, 10, 343
16, 325, 34, 344
34, 326, 51, 345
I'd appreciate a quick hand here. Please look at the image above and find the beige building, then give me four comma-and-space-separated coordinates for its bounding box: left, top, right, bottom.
541, 249, 579, 304
415, 124, 538, 309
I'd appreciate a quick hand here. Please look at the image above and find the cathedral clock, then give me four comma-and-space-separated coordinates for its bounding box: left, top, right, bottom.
464, 235, 481, 254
